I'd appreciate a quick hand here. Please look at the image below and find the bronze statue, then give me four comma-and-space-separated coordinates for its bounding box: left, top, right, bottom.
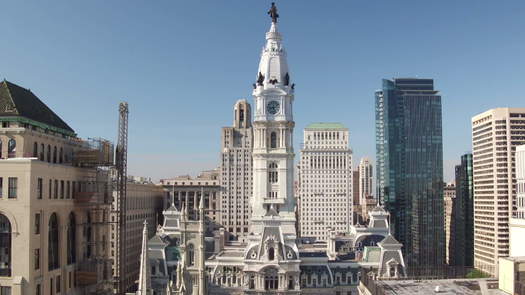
257, 72, 265, 86
268, 2, 279, 23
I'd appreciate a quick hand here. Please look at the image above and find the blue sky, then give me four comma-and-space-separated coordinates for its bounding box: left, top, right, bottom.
1, 1, 524, 182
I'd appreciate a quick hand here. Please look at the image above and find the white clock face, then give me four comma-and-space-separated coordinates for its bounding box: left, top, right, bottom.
267, 100, 280, 115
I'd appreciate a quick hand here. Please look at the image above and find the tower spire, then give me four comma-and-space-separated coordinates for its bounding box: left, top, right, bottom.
253, 2, 291, 95
137, 220, 151, 295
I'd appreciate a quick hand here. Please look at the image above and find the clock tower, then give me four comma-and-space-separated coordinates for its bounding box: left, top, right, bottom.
251, 4, 295, 231
242, 4, 301, 293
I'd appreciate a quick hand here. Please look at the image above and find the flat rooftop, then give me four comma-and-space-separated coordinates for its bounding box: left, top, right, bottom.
375, 278, 505, 295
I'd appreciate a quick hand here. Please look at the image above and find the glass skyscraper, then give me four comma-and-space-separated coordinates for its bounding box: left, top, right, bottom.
375, 78, 445, 268
450, 153, 474, 267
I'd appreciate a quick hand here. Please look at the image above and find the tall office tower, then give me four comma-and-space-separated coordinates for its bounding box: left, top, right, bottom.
219, 100, 253, 239
358, 157, 373, 204
375, 78, 445, 267
298, 123, 353, 241
352, 169, 360, 223
472, 108, 525, 275
450, 153, 474, 267
353, 170, 360, 205
510, 145, 525, 257
443, 183, 456, 265
0, 80, 113, 295
109, 178, 164, 293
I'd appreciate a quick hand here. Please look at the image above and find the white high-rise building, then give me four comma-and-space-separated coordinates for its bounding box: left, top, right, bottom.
220, 99, 253, 239
471, 108, 525, 275
510, 144, 525, 257
298, 123, 353, 241
358, 157, 373, 205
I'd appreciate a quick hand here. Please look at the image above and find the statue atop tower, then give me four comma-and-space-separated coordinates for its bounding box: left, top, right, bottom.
268, 2, 279, 23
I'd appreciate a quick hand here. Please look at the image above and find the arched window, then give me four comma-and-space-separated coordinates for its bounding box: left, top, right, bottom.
47, 145, 51, 163
268, 247, 275, 261
249, 275, 255, 289
288, 276, 295, 290
264, 268, 279, 290
270, 132, 277, 148
33, 142, 38, 158
67, 213, 76, 264
48, 213, 59, 270
59, 148, 63, 164
53, 146, 57, 163
188, 244, 195, 266
7, 139, 16, 158
40, 144, 45, 161
0, 214, 11, 276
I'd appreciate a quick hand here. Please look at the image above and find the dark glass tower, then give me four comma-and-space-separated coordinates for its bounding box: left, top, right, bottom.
450, 153, 474, 267
375, 78, 445, 267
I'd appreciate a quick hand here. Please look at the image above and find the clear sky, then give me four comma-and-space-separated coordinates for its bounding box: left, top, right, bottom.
1, 1, 524, 182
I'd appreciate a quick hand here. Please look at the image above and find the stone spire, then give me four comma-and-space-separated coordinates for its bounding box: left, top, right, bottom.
198, 189, 206, 295
253, 2, 292, 95
137, 220, 151, 295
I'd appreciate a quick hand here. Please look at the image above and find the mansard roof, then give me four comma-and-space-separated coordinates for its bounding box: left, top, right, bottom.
149, 235, 167, 246
0, 80, 75, 134
378, 234, 401, 246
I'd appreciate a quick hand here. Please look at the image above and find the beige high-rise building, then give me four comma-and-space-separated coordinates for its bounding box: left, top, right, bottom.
358, 157, 373, 205
0, 80, 113, 295
298, 123, 353, 241
510, 145, 525, 257
443, 183, 456, 265
471, 108, 525, 275
160, 169, 220, 224
110, 178, 164, 293
219, 100, 253, 239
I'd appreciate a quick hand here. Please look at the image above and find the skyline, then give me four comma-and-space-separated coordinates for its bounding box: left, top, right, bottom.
1, 1, 524, 182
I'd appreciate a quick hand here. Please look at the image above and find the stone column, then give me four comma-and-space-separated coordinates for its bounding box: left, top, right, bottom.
194, 190, 198, 211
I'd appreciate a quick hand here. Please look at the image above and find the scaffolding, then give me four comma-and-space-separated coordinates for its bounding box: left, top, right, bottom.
73, 138, 115, 168
72, 143, 115, 294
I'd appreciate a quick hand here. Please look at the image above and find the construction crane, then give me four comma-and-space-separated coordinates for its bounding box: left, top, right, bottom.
115, 102, 129, 294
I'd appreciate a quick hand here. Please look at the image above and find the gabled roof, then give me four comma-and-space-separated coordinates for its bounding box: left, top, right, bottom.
0, 80, 74, 134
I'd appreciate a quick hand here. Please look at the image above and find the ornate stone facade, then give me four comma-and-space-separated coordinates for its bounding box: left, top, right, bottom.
135, 4, 407, 295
